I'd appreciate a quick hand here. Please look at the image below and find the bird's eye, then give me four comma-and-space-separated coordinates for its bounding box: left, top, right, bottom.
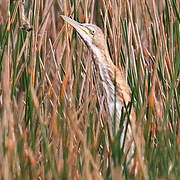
91, 29, 95, 35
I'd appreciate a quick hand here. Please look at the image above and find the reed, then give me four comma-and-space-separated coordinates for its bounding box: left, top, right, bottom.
0, 0, 179, 179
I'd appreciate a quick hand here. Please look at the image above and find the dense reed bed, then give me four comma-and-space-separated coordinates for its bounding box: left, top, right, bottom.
0, 0, 179, 179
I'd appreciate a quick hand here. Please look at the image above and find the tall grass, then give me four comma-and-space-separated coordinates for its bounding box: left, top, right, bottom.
0, 0, 179, 179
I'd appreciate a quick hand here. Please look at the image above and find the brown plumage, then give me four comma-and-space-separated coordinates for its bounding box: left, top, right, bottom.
61, 15, 137, 165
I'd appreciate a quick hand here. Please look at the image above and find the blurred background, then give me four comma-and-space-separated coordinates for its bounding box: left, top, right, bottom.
0, 0, 180, 179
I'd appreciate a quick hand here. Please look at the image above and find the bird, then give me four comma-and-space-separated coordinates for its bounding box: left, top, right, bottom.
61, 15, 137, 169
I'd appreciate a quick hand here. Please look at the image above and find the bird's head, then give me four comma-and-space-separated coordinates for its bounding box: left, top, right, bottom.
61, 15, 107, 53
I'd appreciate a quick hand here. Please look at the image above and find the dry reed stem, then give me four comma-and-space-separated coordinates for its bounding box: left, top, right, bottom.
2, 45, 16, 180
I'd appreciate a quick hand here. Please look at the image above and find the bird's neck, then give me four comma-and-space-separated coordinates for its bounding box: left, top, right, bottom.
90, 44, 115, 70
91, 44, 122, 121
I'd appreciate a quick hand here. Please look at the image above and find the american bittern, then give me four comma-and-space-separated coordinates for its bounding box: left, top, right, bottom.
61, 15, 137, 168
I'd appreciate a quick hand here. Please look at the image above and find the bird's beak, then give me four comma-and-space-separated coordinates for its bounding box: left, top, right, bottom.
61, 15, 90, 37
